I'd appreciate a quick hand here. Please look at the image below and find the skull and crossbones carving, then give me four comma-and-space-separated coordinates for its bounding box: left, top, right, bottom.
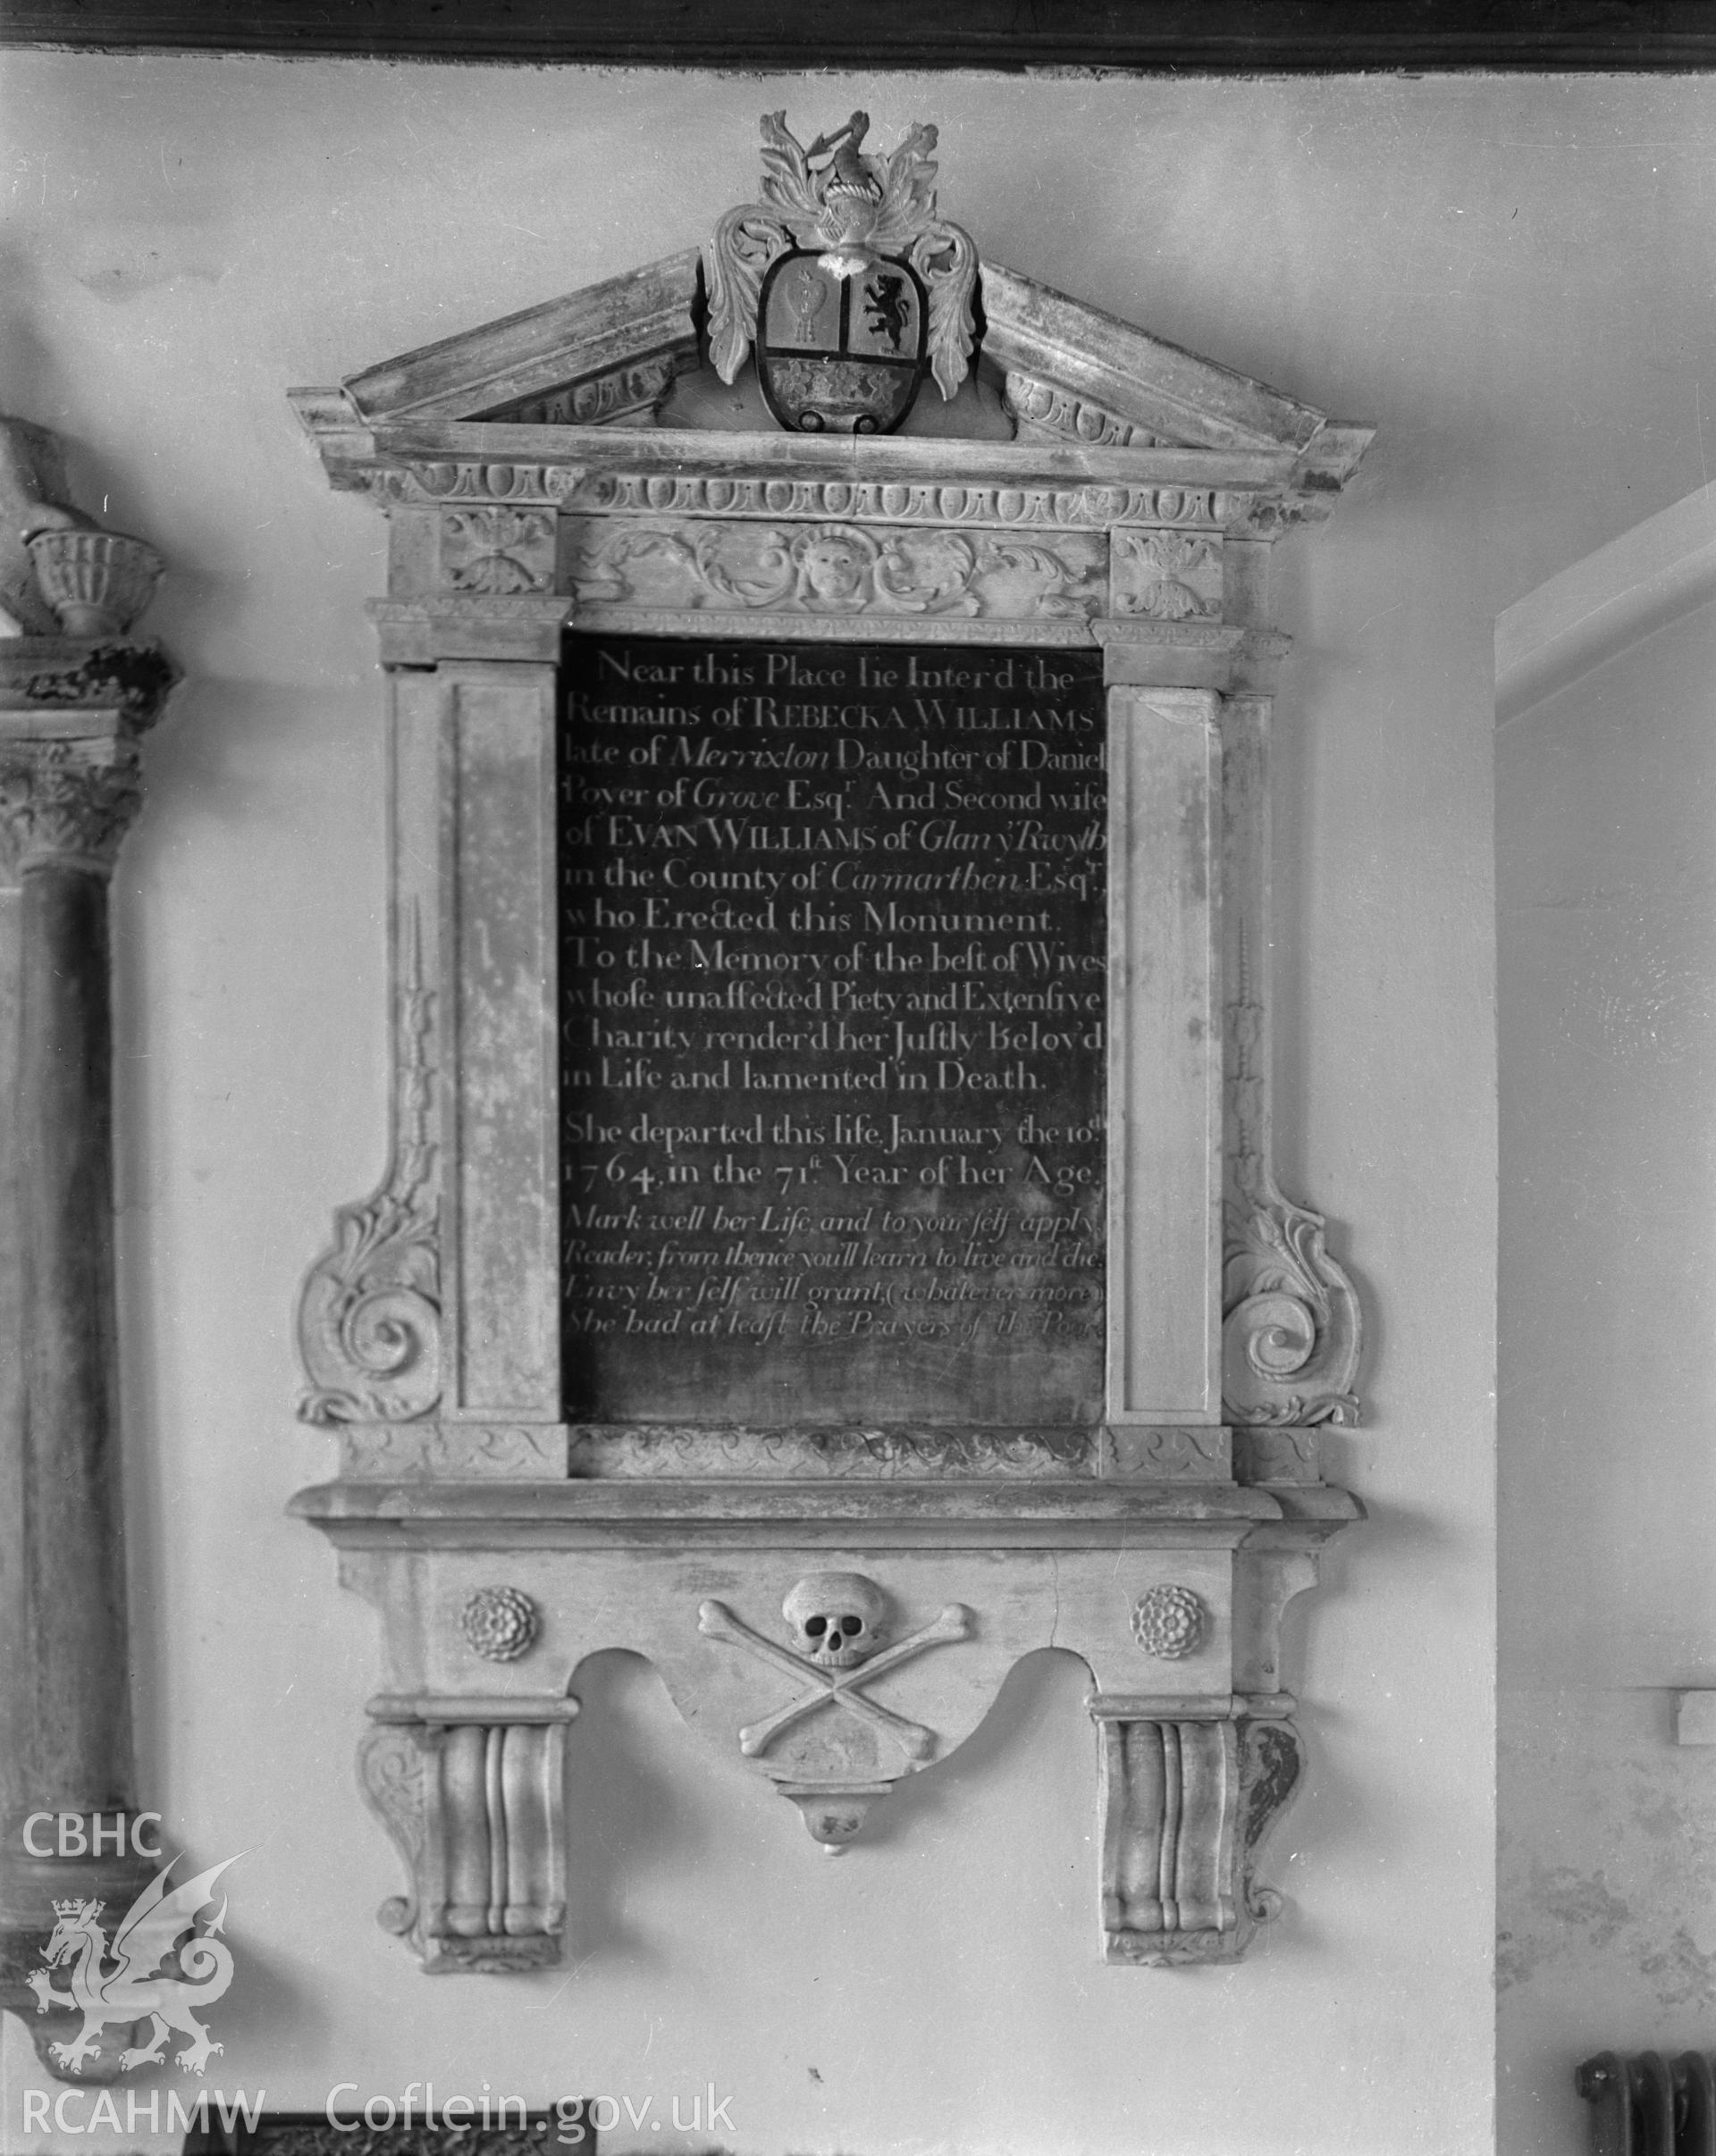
699, 1572, 971, 1763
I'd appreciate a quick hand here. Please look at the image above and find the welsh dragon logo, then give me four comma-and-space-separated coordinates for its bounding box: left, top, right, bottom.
27, 1856, 237, 2076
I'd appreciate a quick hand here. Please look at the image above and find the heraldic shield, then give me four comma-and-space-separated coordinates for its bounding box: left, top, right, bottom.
756, 248, 930, 435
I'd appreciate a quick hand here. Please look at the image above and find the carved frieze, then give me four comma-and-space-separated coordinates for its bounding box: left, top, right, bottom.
568, 515, 1105, 625
1102, 1426, 1232, 1481
340, 1423, 568, 1481
1232, 1427, 1322, 1486
574, 471, 1234, 533
567, 1424, 1098, 1479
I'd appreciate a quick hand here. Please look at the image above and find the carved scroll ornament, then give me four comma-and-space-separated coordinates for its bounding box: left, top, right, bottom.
1223, 979, 1362, 1427
297, 912, 441, 1425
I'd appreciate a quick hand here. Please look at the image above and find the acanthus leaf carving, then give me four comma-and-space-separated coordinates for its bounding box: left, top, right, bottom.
1112, 526, 1224, 622
570, 516, 1104, 625
0, 737, 145, 882
438, 507, 556, 596
297, 905, 441, 1425
356, 1722, 427, 1942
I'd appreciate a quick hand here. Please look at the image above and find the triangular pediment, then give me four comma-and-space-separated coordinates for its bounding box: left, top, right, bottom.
312, 247, 1366, 489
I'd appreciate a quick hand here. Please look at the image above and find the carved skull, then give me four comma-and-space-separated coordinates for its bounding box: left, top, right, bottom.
782, 1571, 887, 1669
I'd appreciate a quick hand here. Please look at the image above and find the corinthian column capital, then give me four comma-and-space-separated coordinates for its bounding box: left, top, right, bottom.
0, 731, 146, 882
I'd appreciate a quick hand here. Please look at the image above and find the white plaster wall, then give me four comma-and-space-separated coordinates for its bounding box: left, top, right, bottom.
7, 57, 1709, 2156
1498, 577, 1716, 2156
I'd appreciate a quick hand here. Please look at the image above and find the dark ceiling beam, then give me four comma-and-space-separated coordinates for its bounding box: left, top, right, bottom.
1, 0, 1711, 71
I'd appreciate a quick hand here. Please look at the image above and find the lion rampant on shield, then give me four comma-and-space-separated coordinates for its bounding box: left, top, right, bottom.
27, 1857, 237, 2076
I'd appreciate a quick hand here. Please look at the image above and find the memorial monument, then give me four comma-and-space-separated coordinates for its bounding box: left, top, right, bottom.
289, 111, 1370, 1967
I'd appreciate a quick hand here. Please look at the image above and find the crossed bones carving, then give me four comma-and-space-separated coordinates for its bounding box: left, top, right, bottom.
698, 1597, 972, 1762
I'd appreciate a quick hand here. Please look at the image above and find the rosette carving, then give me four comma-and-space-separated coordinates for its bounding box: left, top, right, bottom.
1130, 1585, 1206, 1659
459, 1587, 540, 1664
297, 909, 441, 1424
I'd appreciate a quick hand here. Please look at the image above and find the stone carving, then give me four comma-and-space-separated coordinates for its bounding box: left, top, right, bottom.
0, 415, 86, 634
1131, 1586, 1207, 1660
475, 352, 680, 427
571, 516, 1103, 624
285, 224, 1377, 1968
565, 1424, 1096, 1479
341, 1424, 567, 1481
699, 1582, 970, 1769
1102, 1426, 1232, 1481
1095, 1705, 1304, 1965
697, 1578, 974, 1850
297, 910, 441, 1425
1111, 527, 1224, 621
707, 111, 976, 405
438, 508, 555, 596
0, 641, 177, 717
26, 530, 163, 638
357, 1714, 569, 1971
1223, 961, 1362, 1427
781, 1571, 886, 1669
374, 462, 584, 508
571, 470, 1232, 533
356, 1723, 428, 1942
1233, 1428, 1321, 1485
1005, 373, 1162, 449
458, 1587, 539, 1664
0, 739, 146, 883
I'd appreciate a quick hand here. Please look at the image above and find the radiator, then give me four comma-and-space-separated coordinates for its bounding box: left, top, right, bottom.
1578, 2051, 1716, 2155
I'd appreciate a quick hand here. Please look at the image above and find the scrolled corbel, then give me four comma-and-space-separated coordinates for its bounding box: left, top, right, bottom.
1093, 1694, 1306, 1967
358, 1699, 575, 1971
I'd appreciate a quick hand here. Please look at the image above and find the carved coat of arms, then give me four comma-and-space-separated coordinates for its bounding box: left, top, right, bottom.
707, 111, 977, 436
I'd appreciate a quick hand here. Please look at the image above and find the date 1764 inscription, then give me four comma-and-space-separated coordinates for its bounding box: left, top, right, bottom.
559, 636, 1106, 1426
